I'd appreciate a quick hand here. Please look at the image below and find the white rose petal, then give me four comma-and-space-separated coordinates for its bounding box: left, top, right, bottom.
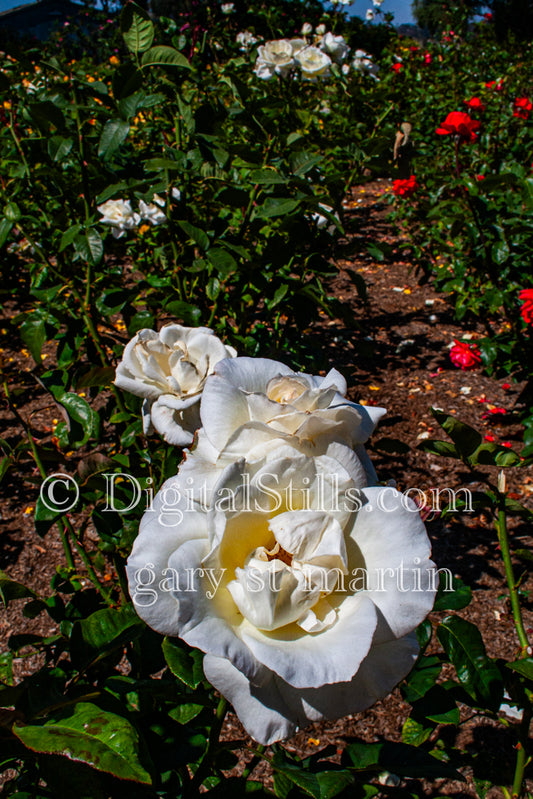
139, 194, 166, 226
255, 40, 294, 78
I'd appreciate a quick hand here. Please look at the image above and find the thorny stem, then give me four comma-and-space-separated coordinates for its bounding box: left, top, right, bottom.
496, 472, 530, 657
495, 472, 531, 799
188, 697, 228, 793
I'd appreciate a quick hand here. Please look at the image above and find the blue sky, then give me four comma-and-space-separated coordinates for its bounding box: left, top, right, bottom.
0, 0, 415, 23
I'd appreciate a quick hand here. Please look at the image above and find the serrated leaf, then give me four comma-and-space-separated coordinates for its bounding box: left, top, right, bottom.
98, 119, 130, 160
178, 220, 209, 250
71, 606, 144, 669
437, 615, 503, 709
168, 703, 203, 725
0, 571, 36, 607
48, 135, 73, 162
141, 46, 192, 69
121, 3, 154, 53
14, 702, 152, 783
162, 637, 204, 688
433, 575, 472, 611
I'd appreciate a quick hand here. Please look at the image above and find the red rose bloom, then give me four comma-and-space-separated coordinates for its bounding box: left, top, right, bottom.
484, 12, 493, 20
436, 111, 480, 143
392, 175, 419, 198
519, 288, 533, 324
449, 340, 481, 370
513, 97, 532, 119
423, 52, 432, 64
485, 80, 503, 91
391, 63, 403, 73
464, 96, 486, 112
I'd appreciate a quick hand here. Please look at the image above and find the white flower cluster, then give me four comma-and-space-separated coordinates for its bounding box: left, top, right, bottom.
253, 27, 377, 81
97, 190, 181, 239
119, 325, 436, 744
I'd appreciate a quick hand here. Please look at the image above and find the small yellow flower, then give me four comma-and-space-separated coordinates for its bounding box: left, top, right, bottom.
24, 507, 34, 515
138, 224, 151, 236
3, 101, 12, 110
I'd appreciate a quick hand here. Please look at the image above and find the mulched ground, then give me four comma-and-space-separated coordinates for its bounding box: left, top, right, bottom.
1, 179, 531, 797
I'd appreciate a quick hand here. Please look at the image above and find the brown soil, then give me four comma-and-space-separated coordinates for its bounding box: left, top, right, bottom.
1, 179, 532, 797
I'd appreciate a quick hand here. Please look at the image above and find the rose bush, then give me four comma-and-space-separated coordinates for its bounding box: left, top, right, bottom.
127, 359, 435, 743
115, 325, 237, 445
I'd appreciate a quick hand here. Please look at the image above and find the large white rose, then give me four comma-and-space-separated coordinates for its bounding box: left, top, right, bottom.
127, 436, 436, 744
97, 199, 140, 239
295, 46, 332, 80
254, 40, 294, 80
115, 325, 237, 446
319, 32, 350, 63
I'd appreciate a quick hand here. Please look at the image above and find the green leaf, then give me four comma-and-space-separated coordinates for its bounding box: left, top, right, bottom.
402, 716, 431, 746
254, 197, 300, 219
248, 168, 287, 185
437, 615, 503, 709
402, 655, 442, 704
71, 606, 144, 668
345, 741, 460, 779
20, 314, 46, 365
162, 637, 204, 689
121, 3, 154, 53
48, 135, 73, 162
59, 224, 82, 252
433, 575, 472, 611
14, 702, 152, 783
417, 439, 459, 458
58, 393, 100, 447
0, 218, 13, 249
206, 247, 237, 277
0, 571, 36, 607
168, 703, 203, 725
507, 657, 533, 682
178, 220, 210, 250
141, 46, 192, 69
431, 410, 482, 459
76, 367, 116, 389
74, 231, 104, 265
98, 120, 130, 160
34, 494, 63, 537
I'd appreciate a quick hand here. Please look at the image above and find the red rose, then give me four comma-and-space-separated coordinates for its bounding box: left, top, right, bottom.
464, 96, 486, 111
423, 52, 432, 64
513, 97, 532, 119
391, 63, 402, 73
519, 288, 533, 324
449, 340, 481, 370
485, 80, 503, 91
436, 111, 480, 143
392, 175, 419, 198
484, 12, 493, 20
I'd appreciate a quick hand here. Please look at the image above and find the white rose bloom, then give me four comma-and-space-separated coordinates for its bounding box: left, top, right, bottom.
236, 30, 258, 50
255, 40, 295, 79
315, 23, 327, 36
312, 203, 341, 235
183, 358, 385, 495
295, 46, 332, 80
139, 194, 166, 226
221, 2, 234, 12
352, 50, 380, 78
97, 199, 140, 239
319, 32, 350, 63
115, 325, 237, 446
127, 433, 436, 743
366, 8, 375, 19
301, 22, 313, 35
171, 187, 182, 202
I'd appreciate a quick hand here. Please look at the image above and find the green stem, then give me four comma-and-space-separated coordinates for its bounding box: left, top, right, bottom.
496, 473, 530, 657
8, 117, 31, 181
188, 697, 228, 793
511, 706, 532, 798
241, 744, 265, 780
